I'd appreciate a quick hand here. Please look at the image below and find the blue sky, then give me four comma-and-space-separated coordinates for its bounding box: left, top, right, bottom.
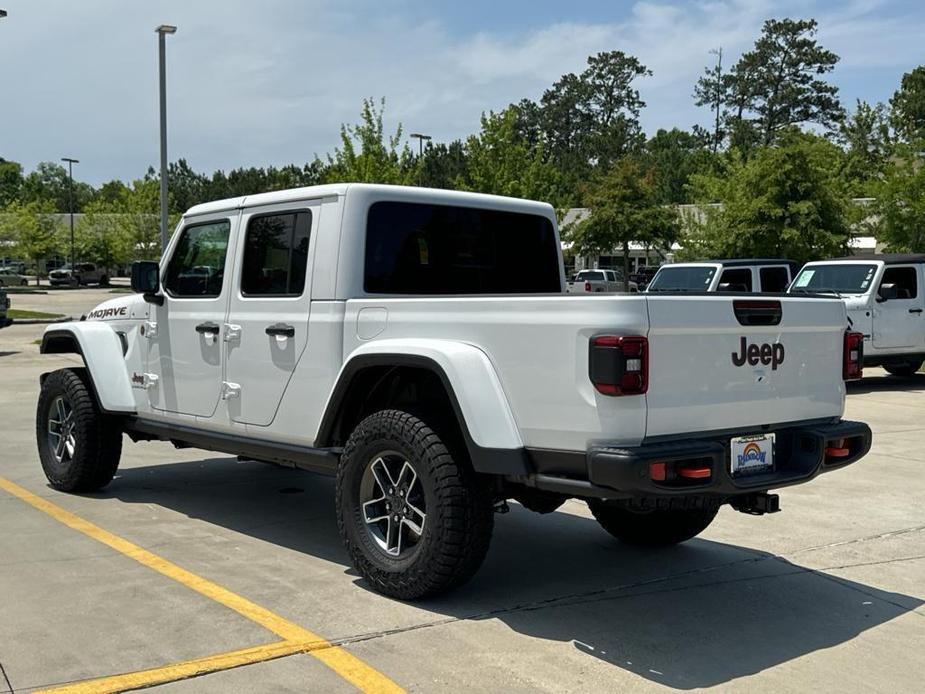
1, 0, 923, 186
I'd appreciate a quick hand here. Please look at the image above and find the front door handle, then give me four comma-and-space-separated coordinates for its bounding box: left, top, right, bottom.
266, 323, 295, 338
195, 321, 221, 335
909, 308, 923, 314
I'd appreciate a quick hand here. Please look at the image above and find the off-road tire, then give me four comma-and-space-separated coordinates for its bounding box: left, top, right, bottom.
884, 360, 922, 378
36, 368, 122, 492
336, 409, 494, 600
588, 498, 719, 547
99, 275, 109, 287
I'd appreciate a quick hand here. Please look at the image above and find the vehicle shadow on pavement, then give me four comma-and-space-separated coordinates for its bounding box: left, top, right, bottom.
847, 373, 925, 394
103, 456, 922, 690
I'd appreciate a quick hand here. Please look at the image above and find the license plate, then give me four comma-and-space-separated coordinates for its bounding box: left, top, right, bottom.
730, 434, 775, 475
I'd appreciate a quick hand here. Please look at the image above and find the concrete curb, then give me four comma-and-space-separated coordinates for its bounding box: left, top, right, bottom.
7, 316, 73, 325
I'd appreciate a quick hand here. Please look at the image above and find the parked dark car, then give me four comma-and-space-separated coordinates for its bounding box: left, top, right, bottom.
48, 263, 109, 287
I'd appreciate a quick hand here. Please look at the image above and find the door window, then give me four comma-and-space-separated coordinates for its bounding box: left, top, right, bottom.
718, 268, 753, 292
759, 266, 791, 293
880, 267, 918, 299
163, 220, 231, 297
241, 211, 312, 296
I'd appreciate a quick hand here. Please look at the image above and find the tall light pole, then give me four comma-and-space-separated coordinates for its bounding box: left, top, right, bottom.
409, 133, 431, 186
156, 24, 177, 255
409, 133, 431, 158
61, 158, 79, 269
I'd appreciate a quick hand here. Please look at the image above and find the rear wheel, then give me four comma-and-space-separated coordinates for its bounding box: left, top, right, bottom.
336, 409, 494, 599
588, 499, 719, 547
99, 275, 109, 287
884, 360, 922, 377
36, 369, 122, 492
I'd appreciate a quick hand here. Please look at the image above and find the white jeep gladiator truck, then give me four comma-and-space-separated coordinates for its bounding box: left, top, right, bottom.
37, 184, 871, 599
791, 254, 925, 376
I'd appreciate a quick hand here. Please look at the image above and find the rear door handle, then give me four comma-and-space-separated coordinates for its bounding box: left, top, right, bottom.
195, 321, 221, 335
909, 309, 923, 314
266, 323, 295, 338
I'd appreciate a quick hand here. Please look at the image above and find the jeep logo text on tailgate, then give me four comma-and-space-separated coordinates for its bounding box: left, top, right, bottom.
732, 337, 785, 370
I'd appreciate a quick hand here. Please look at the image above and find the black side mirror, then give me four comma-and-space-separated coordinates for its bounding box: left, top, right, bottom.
131, 261, 163, 305
877, 283, 898, 302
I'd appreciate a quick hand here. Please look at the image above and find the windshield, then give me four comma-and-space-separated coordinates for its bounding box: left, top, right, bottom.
647, 265, 717, 291
790, 264, 877, 294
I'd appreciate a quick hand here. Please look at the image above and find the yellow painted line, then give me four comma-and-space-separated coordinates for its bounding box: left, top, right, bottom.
0, 476, 403, 694
35, 641, 304, 694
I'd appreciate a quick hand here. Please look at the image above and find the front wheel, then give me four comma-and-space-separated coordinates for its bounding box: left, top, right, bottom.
588, 499, 719, 547
36, 368, 123, 492
336, 409, 494, 600
884, 360, 922, 378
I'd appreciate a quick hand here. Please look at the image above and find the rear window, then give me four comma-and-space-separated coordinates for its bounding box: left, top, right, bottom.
718, 268, 753, 292
364, 201, 560, 294
575, 271, 605, 282
759, 266, 791, 293
647, 266, 717, 291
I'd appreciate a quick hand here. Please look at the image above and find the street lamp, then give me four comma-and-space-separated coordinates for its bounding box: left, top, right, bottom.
409, 133, 432, 158
61, 157, 79, 270
156, 24, 177, 255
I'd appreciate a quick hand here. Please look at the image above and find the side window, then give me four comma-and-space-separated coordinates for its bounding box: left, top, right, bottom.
163, 219, 231, 298
241, 211, 312, 296
759, 266, 791, 293
718, 268, 753, 292
880, 266, 918, 299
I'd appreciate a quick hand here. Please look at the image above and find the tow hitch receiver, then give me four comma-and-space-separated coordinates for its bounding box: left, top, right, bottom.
731, 492, 780, 515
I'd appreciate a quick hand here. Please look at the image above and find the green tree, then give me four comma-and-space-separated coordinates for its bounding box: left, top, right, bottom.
890, 66, 925, 145
20, 161, 95, 213
873, 147, 925, 251
643, 128, 721, 204
6, 200, 62, 283
567, 157, 679, 289
323, 98, 414, 184
695, 18, 842, 148
521, 50, 650, 200
0, 158, 24, 208
462, 108, 565, 204
836, 100, 892, 196
417, 140, 468, 190
685, 135, 850, 262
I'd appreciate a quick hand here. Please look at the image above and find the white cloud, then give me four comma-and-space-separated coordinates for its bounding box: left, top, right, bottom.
1, 0, 921, 185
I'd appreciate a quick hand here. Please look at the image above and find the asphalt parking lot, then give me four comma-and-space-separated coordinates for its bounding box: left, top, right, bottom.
1, 288, 923, 693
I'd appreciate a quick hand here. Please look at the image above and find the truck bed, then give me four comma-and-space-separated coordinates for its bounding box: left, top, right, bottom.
338, 294, 848, 452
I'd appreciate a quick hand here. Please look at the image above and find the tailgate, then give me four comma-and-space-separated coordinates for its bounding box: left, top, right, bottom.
644, 296, 847, 438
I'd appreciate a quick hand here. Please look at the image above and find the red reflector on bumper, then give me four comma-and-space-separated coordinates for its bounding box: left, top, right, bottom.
677, 466, 711, 479
649, 462, 667, 481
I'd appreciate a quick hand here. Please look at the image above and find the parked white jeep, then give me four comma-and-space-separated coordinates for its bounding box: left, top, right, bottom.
791, 254, 925, 376
647, 259, 799, 294
37, 184, 871, 599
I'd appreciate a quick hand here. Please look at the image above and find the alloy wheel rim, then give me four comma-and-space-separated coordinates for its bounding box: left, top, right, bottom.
47, 395, 76, 464
360, 452, 426, 557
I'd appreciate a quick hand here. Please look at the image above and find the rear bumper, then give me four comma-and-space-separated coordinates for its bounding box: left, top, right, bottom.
521, 420, 872, 500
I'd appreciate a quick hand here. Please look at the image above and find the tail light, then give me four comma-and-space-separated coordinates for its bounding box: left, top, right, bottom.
589, 335, 648, 396
585, 281, 591, 292
843, 332, 863, 381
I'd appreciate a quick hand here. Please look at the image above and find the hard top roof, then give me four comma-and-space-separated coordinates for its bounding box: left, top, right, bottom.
665, 259, 798, 268
183, 183, 554, 218
827, 253, 925, 265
